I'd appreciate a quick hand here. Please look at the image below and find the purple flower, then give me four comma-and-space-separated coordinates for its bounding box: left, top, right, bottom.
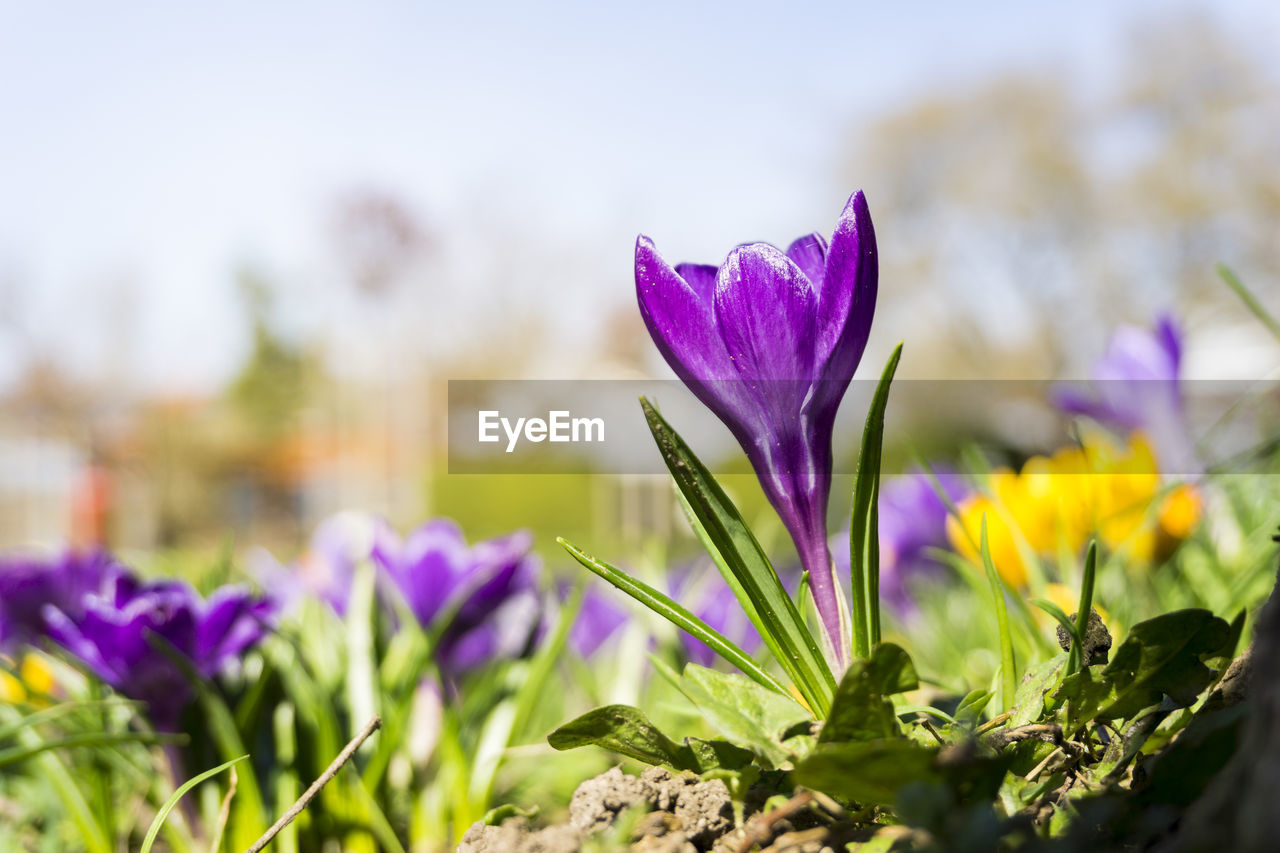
0, 548, 119, 655
43, 571, 275, 730
252, 511, 380, 615
372, 520, 543, 679
1055, 314, 1197, 473
833, 470, 970, 617
567, 586, 628, 659
636, 192, 878, 668
670, 563, 763, 668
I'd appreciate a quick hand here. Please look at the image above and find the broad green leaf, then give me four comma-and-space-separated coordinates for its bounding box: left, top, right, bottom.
1005, 653, 1067, 728
1054, 609, 1232, 729
821, 643, 918, 743
547, 704, 753, 773
1130, 704, 1246, 810
679, 664, 814, 767
850, 343, 903, 659
640, 399, 834, 715
558, 538, 790, 699
549, 704, 685, 767
796, 739, 937, 805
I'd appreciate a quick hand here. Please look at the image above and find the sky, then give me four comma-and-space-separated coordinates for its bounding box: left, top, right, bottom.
2, 0, 1279, 392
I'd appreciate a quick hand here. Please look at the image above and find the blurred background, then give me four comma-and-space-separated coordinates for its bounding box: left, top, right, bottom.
2, 0, 1278, 562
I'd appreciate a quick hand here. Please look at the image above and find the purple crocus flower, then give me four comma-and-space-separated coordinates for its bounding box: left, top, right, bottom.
372, 520, 543, 679
1054, 314, 1197, 473
833, 470, 970, 617
251, 511, 380, 616
636, 192, 878, 668
43, 570, 276, 730
670, 562, 763, 668
566, 586, 628, 659
0, 548, 118, 655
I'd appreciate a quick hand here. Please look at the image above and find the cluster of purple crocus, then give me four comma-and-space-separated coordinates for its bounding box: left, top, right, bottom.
258, 514, 562, 681
0, 548, 275, 731
636, 191, 877, 668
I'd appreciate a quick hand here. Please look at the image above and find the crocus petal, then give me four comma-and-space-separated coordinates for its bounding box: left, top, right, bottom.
812, 190, 878, 395
196, 587, 275, 675
637, 238, 762, 429
714, 243, 817, 384
374, 519, 470, 625
673, 262, 719, 302
785, 233, 828, 288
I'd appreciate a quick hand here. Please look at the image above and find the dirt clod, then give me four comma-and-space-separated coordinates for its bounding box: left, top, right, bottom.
1056, 608, 1113, 666
569, 766, 647, 833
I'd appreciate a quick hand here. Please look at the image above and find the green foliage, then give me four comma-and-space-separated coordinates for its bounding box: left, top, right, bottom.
640, 398, 835, 715
1054, 609, 1233, 730
548, 704, 754, 773
821, 643, 917, 743
139, 756, 246, 853
850, 344, 903, 659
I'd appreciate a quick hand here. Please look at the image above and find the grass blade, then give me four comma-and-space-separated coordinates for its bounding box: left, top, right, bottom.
640, 399, 834, 716
1069, 541, 1098, 674
1218, 263, 1280, 342
850, 343, 903, 659
980, 516, 1017, 712
559, 538, 792, 699
147, 633, 268, 846
139, 755, 246, 853
0, 731, 180, 770
1031, 598, 1077, 639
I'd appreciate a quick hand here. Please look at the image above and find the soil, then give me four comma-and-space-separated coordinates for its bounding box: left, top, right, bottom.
457, 765, 854, 853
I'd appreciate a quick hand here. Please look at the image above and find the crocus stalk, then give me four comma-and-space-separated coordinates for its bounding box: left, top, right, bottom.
635, 192, 878, 669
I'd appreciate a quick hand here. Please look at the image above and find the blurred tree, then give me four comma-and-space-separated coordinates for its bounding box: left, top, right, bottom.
227, 269, 315, 437
845, 14, 1280, 378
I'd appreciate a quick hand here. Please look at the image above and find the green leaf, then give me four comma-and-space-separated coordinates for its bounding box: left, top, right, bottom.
139, 755, 246, 853
679, 664, 814, 767
1030, 599, 1075, 640
821, 643, 918, 743
640, 398, 835, 716
558, 538, 790, 699
483, 803, 540, 826
549, 704, 685, 767
1054, 609, 1232, 729
955, 689, 994, 727
796, 739, 937, 805
547, 704, 753, 773
850, 343, 903, 659
1069, 542, 1098, 675
1005, 653, 1068, 728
